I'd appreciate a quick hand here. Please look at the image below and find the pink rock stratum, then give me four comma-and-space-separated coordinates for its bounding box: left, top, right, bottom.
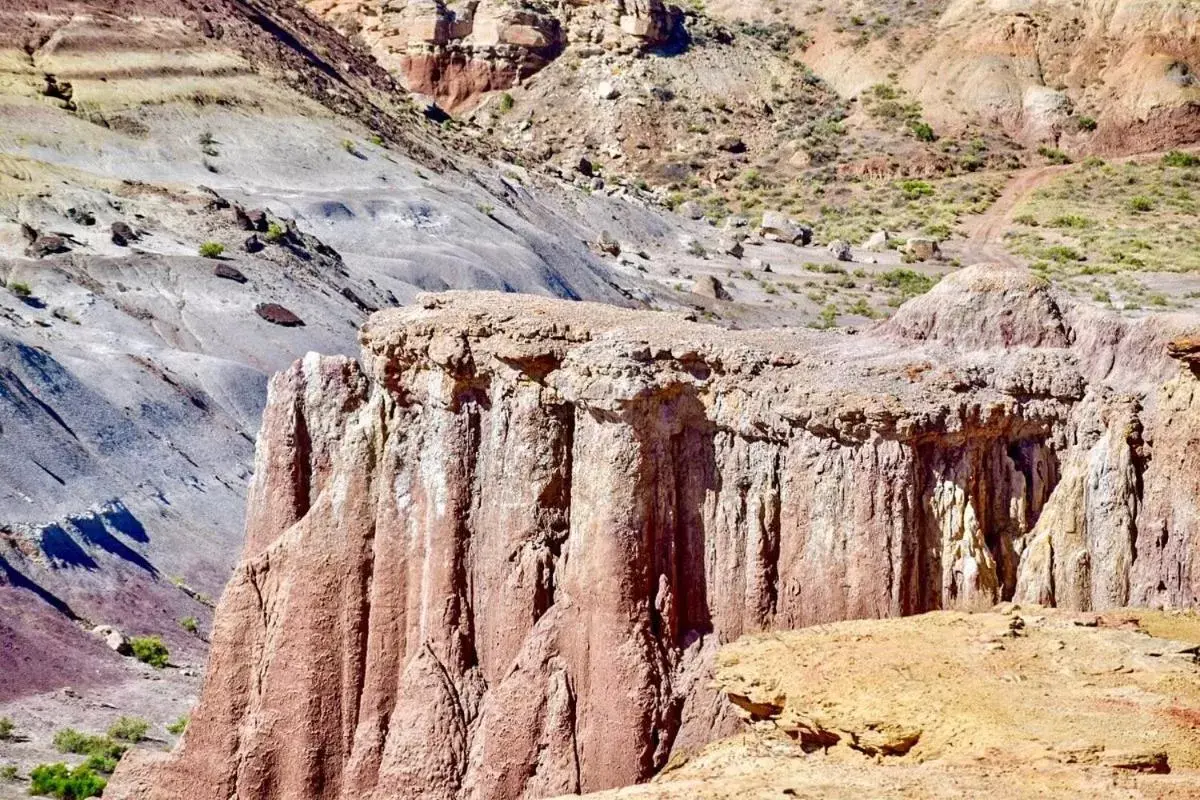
107, 264, 1200, 800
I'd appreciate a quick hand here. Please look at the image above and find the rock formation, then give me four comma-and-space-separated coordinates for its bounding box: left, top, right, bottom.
307, 0, 682, 111
578, 608, 1200, 799
108, 264, 1200, 800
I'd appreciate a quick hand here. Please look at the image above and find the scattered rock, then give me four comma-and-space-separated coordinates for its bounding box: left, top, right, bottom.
41, 73, 74, 109
67, 207, 96, 226
244, 235, 264, 254
27, 235, 70, 258
758, 211, 812, 245
341, 287, 378, 314
678, 201, 705, 221
906, 237, 942, 262
246, 209, 269, 232
232, 205, 255, 231
716, 136, 747, 154
864, 230, 893, 252
693, 274, 732, 301
576, 156, 595, 178
720, 238, 744, 259
214, 264, 248, 283
597, 231, 621, 256
1100, 750, 1169, 774
828, 240, 853, 262
255, 302, 305, 327
596, 81, 620, 101
92, 625, 132, 656
111, 221, 139, 246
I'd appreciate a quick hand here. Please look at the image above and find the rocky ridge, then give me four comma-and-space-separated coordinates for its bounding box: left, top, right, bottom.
107, 264, 1200, 800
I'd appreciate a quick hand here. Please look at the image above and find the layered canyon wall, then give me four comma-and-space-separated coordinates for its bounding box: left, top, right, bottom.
306, 0, 681, 111
108, 265, 1200, 800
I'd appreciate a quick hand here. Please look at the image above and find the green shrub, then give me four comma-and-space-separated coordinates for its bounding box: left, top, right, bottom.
897, 179, 934, 200
0, 716, 13, 740
198, 242, 225, 259
264, 222, 286, 243
130, 636, 170, 668
82, 753, 118, 774
1049, 214, 1092, 229
1, 764, 16, 780
53, 729, 126, 761
877, 268, 937, 298
166, 715, 189, 736
1163, 150, 1200, 168
1037, 146, 1071, 165
1075, 116, 1097, 132
908, 120, 936, 142
179, 616, 199, 635
497, 92, 515, 113
7, 281, 31, 297
107, 716, 149, 743
1043, 245, 1083, 263
1129, 195, 1154, 212
29, 763, 106, 799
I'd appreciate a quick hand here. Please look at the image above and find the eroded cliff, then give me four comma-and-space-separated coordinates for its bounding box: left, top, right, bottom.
107, 264, 1200, 800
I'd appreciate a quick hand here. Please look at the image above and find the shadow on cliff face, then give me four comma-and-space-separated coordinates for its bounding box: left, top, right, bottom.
648, 390, 719, 647
0, 553, 79, 620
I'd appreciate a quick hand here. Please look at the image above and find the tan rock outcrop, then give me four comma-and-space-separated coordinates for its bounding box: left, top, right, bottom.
307, 0, 681, 112
108, 265, 1200, 800
572, 608, 1200, 799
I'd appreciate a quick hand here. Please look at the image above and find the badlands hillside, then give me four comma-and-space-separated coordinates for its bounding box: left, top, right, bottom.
0, 0, 1196, 799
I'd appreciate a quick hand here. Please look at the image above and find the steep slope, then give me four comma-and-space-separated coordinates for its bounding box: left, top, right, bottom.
0, 0, 710, 713
107, 264, 1200, 800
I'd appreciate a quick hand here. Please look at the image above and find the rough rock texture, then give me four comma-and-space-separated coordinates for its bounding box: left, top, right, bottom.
572, 608, 1200, 799
307, 0, 681, 111
108, 265, 1200, 800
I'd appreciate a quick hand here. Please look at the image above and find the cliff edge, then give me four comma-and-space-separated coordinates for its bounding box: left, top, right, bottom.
108, 264, 1200, 800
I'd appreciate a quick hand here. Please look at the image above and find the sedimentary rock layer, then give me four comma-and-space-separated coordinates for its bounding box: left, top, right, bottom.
108, 265, 1200, 800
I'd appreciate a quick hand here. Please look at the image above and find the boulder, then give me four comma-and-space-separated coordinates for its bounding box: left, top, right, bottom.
111, 221, 139, 247
906, 237, 942, 262
255, 302, 305, 327
66, 207, 96, 226
245, 209, 269, 233
758, 211, 811, 245
214, 264, 248, 283
243, 235, 264, 254
716, 136, 747, 154
720, 238, 744, 259
596, 81, 620, 101
597, 231, 621, 256
693, 274, 732, 300
27, 235, 70, 258
678, 201, 705, 220
232, 205, 255, 231
92, 625, 132, 656
864, 230, 893, 252
828, 240, 853, 262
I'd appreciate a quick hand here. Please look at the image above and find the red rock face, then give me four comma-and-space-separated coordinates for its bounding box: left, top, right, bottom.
108, 266, 1200, 800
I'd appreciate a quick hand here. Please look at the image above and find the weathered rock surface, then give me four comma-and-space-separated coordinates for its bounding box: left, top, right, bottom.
573, 608, 1200, 799
108, 265, 1200, 800
307, 0, 681, 112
